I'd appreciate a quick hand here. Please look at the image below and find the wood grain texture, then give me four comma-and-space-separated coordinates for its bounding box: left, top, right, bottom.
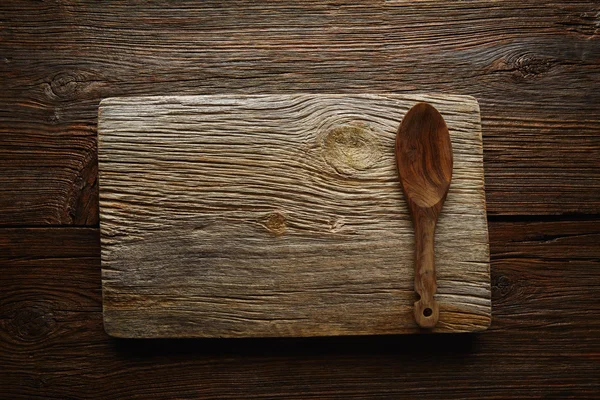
98, 94, 490, 337
1, 0, 599, 397
1, 221, 598, 399
1, 0, 600, 225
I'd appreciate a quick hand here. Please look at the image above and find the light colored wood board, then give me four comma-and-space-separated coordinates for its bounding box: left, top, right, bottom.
98, 94, 490, 338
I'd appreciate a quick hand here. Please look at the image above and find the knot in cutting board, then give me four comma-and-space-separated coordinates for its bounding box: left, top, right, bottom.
322, 123, 382, 175
263, 211, 287, 236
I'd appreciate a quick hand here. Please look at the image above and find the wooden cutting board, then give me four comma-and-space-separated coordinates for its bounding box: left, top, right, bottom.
98, 94, 491, 338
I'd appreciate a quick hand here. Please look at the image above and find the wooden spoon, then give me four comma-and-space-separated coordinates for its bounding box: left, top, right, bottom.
396, 102, 453, 328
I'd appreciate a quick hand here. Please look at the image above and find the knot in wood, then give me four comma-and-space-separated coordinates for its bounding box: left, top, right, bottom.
264, 212, 287, 235
49, 71, 82, 99
48, 70, 98, 100
322, 123, 381, 175
513, 54, 554, 78
8, 303, 57, 342
492, 274, 512, 300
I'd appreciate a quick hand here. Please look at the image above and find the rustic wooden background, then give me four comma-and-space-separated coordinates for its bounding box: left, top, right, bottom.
1, 1, 598, 398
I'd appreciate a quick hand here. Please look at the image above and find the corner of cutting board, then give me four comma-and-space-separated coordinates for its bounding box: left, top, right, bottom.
102, 321, 119, 339
97, 97, 128, 126
102, 311, 125, 338
473, 314, 492, 333
97, 98, 111, 138
482, 316, 492, 332
471, 310, 492, 333
98, 96, 122, 109
464, 95, 482, 121
457, 94, 480, 105
102, 309, 136, 339
98, 97, 112, 121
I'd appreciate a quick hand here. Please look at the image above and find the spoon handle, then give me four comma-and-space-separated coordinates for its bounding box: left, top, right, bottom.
413, 213, 439, 328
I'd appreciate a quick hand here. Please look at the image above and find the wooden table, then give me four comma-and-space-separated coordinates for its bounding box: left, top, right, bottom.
1, 1, 598, 398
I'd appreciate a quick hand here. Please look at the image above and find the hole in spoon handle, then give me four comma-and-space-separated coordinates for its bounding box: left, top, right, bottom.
414, 216, 439, 328
414, 299, 439, 328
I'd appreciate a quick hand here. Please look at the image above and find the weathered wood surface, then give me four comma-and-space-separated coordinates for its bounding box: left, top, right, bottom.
1, 0, 599, 397
1, 0, 600, 225
1, 221, 598, 398
98, 94, 490, 337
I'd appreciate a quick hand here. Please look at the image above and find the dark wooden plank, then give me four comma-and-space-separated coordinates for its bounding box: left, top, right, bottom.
1, 0, 599, 225
0, 104, 98, 225
1, 221, 598, 398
